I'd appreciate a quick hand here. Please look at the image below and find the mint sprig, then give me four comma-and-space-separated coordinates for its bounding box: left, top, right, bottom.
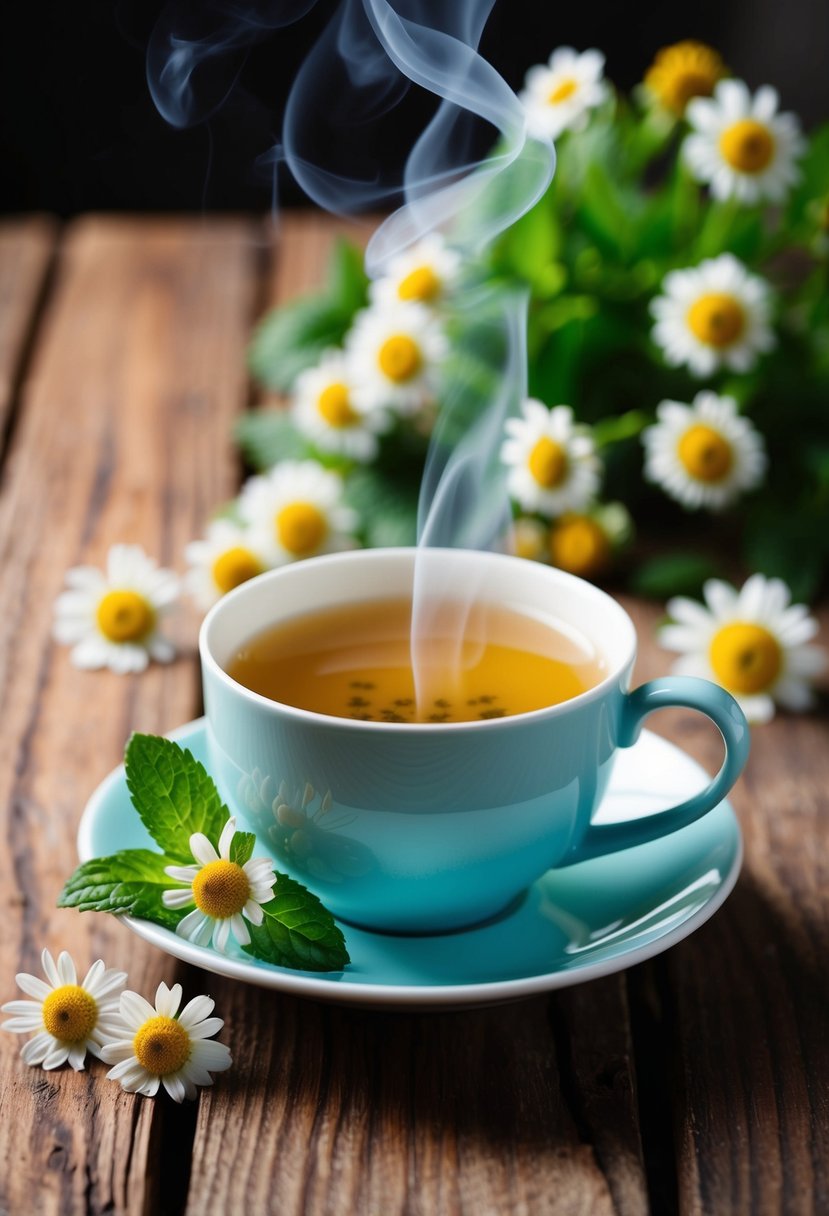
58, 849, 184, 930
124, 734, 227, 862
244, 875, 350, 972
59, 734, 349, 973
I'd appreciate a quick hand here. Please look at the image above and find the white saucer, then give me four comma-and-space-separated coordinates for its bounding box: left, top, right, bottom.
76, 720, 741, 1010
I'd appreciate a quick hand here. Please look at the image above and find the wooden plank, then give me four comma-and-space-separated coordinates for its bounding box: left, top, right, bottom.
623, 599, 829, 1216
0, 216, 56, 441
0, 216, 259, 1216
185, 214, 649, 1216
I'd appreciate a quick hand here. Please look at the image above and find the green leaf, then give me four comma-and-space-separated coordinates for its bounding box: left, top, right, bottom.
230, 832, 256, 866
125, 734, 228, 862
243, 873, 350, 972
577, 162, 636, 260
327, 237, 369, 314
494, 195, 561, 288
235, 410, 311, 472
345, 466, 419, 548
630, 553, 723, 600
248, 298, 352, 392
743, 509, 827, 603
592, 410, 650, 449
57, 850, 185, 930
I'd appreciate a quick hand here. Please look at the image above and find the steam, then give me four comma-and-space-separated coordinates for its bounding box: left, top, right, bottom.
148, 0, 555, 713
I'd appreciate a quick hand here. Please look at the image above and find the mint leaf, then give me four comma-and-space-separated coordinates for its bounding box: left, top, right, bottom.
125, 734, 228, 862
243, 873, 349, 972
58, 850, 185, 931
229, 832, 256, 866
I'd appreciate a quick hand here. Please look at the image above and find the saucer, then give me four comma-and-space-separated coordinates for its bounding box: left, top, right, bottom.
76, 719, 742, 1010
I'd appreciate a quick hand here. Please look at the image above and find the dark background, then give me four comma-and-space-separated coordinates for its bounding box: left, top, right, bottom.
2, 0, 827, 216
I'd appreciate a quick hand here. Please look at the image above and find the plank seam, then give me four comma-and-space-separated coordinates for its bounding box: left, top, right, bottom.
0, 223, 62, 478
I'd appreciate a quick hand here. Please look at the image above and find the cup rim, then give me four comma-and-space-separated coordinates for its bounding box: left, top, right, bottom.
199, 547, 638, 734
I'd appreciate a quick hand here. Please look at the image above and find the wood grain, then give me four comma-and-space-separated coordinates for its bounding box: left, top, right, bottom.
2, 210, 827, 1216
0, 216, 258, 1216
0, 216, 56, 439
183, 213, 650, 1216
623, 599, 829, 1216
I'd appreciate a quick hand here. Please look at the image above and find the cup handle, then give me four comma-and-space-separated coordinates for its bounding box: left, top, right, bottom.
567, 676, 750, 865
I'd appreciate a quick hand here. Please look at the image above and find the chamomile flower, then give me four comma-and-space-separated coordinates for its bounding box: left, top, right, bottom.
53, 544, 179, 674
659, 575, 826, 723
292, 351, 390, 463
185, 520, 270, 610
368, 235, 462, 309
651, 254, 775, 377
162, 817, 276, 953
643, 41, 726, 116
519, 47, 608, 141
1, 949, 126, 1071
346, 302, 448, 416
501, 400, 600, 518
684, 79, 805, 205
642, 392, 766, 511
237, 460, 358, 565
101, 982, 231, 1102
548, 503, 631, 579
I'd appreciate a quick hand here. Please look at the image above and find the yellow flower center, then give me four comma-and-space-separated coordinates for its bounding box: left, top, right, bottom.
709, 622, 782, 694
41, 985, 98, 1043
549, 515, 609, 578
211, 547, 262, 595
96, 590, 155, 643
548, 77, 578, 105
192, 858, 250, 919
377, 335, 422, 383
719, 119, 775, 174
275, 502, 327, 556
644, 41, 725, 115
317, 382, 359, 428
677, 424, 734, 482
133, 1016, 191, 1076
686, 293, 745, 348
527, 437, 569, 488
397, 266, 441, 303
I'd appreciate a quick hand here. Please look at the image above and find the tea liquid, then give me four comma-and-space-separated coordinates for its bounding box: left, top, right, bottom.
227, 597, 606, 724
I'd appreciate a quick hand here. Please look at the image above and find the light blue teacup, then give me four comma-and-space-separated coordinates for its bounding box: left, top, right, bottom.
200, 548, 749, 933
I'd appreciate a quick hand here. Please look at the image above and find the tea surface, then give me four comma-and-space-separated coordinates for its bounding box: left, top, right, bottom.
227, 597, 606, 723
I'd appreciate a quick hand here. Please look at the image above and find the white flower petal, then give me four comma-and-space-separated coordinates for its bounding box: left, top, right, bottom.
163, 1073, 188, 1103
178, 995, 215, 1030
189, 833, 219, 866
186, 1016, 225, 1040
163, 889, 196, 909
21, 1032, 54, 1066
15, 973, 51, 1002
154, 983, 182, 1019
54, 952, 76, 986
218, 817, 237, 860
189, 1038, 232, 1071
100, 1041, 136, 1065
120, 990, 158, 1029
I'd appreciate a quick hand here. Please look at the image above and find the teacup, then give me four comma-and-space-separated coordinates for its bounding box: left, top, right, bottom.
199, 547, 749, 933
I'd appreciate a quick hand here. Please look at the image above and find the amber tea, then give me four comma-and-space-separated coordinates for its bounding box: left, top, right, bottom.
227, 597, 606, 724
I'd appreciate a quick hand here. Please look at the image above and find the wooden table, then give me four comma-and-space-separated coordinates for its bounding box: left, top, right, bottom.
0, 213, 826, 1216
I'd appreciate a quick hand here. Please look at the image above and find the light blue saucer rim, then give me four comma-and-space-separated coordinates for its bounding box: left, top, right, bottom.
76, 719, 742, 1010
